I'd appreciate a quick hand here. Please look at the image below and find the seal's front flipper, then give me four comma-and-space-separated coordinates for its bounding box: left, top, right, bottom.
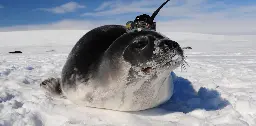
40, 77, 62, 96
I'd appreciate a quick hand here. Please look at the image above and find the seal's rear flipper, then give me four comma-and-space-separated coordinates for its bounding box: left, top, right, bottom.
40, 77, 62, 96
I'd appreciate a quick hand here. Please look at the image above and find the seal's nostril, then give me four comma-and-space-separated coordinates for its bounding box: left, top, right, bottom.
169, 41, 178, 49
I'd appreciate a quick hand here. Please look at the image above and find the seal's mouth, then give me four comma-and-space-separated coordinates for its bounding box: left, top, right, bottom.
141, 67, 153, 74
140, 54, 185, 75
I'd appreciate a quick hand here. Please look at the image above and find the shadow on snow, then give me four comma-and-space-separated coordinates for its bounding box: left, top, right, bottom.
132, 72, 230, 115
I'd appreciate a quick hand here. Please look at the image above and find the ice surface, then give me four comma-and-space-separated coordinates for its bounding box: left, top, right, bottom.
0, 30, 256, 126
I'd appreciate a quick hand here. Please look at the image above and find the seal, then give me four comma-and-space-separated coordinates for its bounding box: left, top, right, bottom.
40, 24, 185, 111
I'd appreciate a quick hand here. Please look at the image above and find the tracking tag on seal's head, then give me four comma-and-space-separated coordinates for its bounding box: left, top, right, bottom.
127, 0, 170, 32
150, 0, 170, 21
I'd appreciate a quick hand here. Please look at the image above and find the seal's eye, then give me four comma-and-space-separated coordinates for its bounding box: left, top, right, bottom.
133, 41, 148, 49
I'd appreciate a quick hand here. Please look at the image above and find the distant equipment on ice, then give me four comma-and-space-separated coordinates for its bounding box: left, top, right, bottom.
9, 51, 22, 54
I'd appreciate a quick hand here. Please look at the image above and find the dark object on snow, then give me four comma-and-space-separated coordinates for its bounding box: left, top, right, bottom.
182, 46, 192, 49
126, 0, 170, 31
9, 51, 22, 54
46, 49, 55, 52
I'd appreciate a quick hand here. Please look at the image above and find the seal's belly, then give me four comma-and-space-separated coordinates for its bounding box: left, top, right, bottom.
63, 71, 173, 111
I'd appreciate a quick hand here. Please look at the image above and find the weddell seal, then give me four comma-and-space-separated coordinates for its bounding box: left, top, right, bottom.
40, 0, 188, 111
40, 24, 186, 111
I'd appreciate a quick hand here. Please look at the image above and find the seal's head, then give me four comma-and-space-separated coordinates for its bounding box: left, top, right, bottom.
119, 31, 184, 80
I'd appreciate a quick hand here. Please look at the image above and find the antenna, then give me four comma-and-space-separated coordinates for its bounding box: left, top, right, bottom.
151, 0, 170, 21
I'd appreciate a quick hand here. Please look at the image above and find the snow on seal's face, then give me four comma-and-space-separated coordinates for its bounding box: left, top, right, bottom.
123, 35, 184, 82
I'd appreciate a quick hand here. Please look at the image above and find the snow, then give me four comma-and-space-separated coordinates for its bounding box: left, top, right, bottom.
0, 29, 256, 126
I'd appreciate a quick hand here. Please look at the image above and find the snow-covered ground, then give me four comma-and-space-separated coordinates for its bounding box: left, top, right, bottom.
0, 30, 256, 126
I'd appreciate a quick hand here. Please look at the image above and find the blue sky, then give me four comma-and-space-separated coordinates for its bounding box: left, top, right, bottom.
0, 0, 256, 34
